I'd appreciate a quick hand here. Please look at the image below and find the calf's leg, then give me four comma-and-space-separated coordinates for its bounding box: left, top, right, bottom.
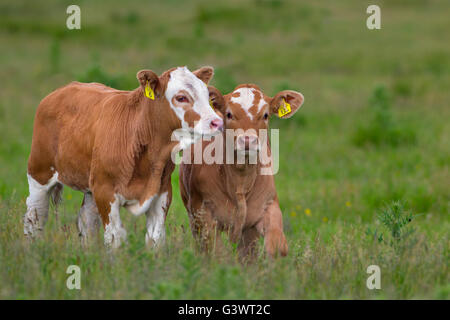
264, 228, 288, 258
77, 192, 101, 245
145, 190, 171, 248
258, 201, 288, 258
238, 227, 260, 261
92, 186, 127, 249
24, 172, 60, 237
188, 200, 223, 254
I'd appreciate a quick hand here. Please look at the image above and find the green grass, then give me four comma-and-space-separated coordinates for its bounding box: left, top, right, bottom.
0, 0, 448, 299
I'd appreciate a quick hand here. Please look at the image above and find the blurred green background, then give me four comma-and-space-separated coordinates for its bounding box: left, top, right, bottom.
0, 0, 448, 299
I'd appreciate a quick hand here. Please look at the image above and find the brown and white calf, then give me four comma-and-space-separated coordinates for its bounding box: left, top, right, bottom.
179, 84, 304, 258
25, 66, 224, 248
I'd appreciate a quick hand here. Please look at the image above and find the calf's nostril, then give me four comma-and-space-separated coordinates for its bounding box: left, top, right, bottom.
236, 135, 258, 150
210, 119, 223, 130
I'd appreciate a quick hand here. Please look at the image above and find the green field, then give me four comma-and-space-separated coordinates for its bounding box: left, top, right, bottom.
0, 0, 448, 299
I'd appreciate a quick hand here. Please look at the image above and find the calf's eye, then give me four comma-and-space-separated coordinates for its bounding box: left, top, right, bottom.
263, 113, 269, 120
226, 112, 233, 119
176, 96, 188, 103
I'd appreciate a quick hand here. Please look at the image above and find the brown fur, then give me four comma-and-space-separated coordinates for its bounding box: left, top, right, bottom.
179, 84, 304, 259
27, 66, 215, 230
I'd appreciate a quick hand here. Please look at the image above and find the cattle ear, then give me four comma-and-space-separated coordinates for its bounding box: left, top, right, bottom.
270, 90, 304, 119
193, 66, 214, 85
136, 69, 163, 98
208, 86, 226, 117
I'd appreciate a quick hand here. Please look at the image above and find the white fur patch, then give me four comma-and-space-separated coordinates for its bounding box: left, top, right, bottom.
24, 172, 60, 236
165, 67, 220, 137
104, 195, 127, 248
145, 191, 168, 247
103, 192, 169, 249
123, 195, 155, 216
26, 172, 59, 196
230, 87, 256, 120
257, 95, 268, 113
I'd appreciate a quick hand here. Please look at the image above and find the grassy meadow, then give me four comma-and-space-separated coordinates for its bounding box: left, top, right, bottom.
0, 0, 449, 299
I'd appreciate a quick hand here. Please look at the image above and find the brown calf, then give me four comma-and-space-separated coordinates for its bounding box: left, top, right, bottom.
24, 66, 224, 248
179, 84, 304, 258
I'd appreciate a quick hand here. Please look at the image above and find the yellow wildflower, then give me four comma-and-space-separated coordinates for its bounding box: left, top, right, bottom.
304, 208, 311, 216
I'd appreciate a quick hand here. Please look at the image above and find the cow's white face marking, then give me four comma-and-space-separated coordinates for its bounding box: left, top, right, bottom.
230, 87, 255, 120
230, 87, 267, 120
104, 195, 127, 248
257, 94, 268, 112
166, 67, 221, 139
145, 191, 168, 248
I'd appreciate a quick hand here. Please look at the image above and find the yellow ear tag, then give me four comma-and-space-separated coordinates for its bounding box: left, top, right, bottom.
209, 98, 214, 110
278, 98, 291, 117
144, 81, 155, 100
